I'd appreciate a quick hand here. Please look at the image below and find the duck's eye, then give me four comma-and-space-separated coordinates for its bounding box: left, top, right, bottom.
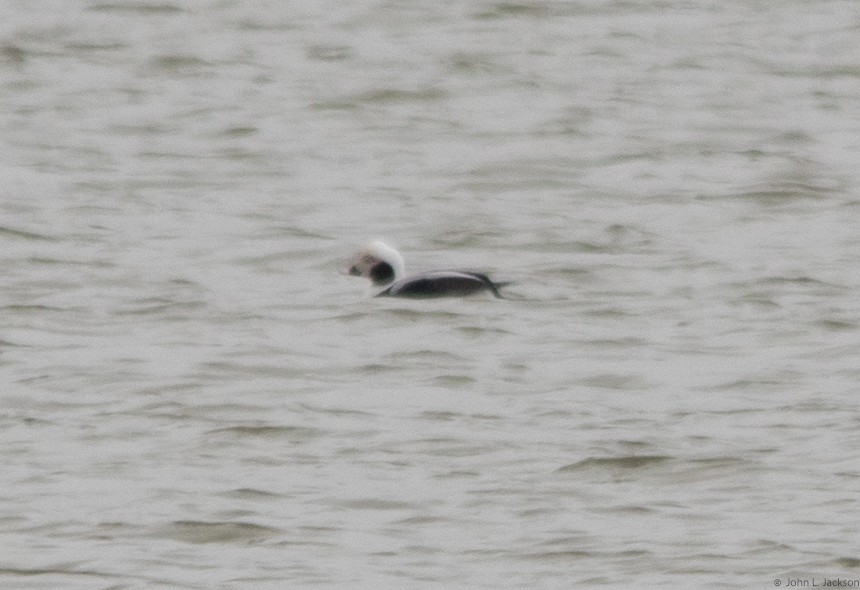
348, 265, 360, 276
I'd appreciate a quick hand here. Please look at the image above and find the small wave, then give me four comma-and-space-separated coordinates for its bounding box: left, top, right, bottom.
556, 455, 672, 472
155, 520, 281, 544
0, 226, 55, 241
221, 488, 286, 500
207, 424, 324, 441
89, 3, 183, 14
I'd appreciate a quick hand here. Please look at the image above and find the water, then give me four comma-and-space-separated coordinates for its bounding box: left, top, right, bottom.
2, 0, 860, 588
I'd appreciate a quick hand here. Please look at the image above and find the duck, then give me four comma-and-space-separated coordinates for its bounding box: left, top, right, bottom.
345, 240, 507, 298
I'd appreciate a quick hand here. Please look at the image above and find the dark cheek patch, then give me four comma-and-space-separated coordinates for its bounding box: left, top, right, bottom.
369, 261, 395, 285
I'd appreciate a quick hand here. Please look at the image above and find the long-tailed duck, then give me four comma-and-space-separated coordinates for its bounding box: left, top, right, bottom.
345, 240, 507, 298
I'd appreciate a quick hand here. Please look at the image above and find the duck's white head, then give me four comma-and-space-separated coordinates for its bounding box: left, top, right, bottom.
344, 240, 406, 286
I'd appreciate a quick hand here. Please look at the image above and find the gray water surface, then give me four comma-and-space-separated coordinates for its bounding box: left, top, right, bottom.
2, 1, 860, 588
